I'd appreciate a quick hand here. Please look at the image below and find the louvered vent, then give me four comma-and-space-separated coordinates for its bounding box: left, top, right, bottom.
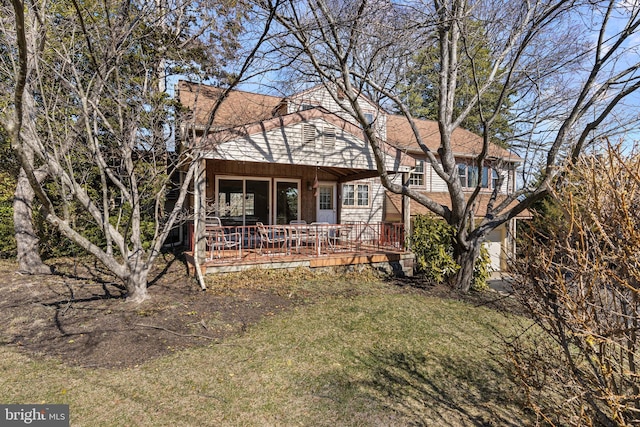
302, 124, 316, 145
323, 127, 336, 149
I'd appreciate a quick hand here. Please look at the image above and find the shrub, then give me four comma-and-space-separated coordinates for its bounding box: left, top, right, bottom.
410, 214, 492, 290
471, 244, 491, 291
410, 215, 460, 283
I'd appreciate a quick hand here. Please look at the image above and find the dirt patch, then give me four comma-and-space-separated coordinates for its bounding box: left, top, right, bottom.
0, 254, 295, 368
0, 254, 523, 369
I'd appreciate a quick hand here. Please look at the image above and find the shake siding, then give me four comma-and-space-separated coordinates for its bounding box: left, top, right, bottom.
289, 86, 386, 141
207, 119, 378, 170
341, 178, 385, 223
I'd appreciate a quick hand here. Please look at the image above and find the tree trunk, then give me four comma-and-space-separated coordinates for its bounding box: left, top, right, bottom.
123, 258, 150, 304
453, 240, 481, 292
13, 167, 51, 275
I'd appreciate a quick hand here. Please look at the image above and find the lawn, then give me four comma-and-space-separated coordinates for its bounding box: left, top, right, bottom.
0, 260, 532, 426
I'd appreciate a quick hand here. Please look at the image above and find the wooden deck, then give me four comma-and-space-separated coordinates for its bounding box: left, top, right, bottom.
186, 222, 414, 276
185, 249, 414, 276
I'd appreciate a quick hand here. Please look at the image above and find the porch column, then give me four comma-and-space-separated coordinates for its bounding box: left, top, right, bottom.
402, 172, 411, 237
194, 157, 207, 259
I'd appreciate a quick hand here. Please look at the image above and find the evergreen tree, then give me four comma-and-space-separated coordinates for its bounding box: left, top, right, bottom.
401, 22, 514, 145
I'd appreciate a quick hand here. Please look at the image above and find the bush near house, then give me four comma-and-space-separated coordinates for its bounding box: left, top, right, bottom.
410, 214, 490, 291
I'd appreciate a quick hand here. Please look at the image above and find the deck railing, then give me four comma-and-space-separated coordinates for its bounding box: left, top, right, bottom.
189, 221, 405, 263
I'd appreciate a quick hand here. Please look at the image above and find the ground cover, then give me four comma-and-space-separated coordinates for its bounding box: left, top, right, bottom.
0, 254, 532, 425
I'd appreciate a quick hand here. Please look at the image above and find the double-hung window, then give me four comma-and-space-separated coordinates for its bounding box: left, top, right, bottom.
459, 163, 494, 189
458, 163, 478, 188
458, 162, 495, 189
492, 169, 501, 190
409, 160, 425, 187
343, 184, 370, 207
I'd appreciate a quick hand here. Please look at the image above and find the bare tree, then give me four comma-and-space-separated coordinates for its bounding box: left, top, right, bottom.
266, 0, 640, 291
509, 141, 640, 425
1, 0, 273, 302
0, 3, 49, 274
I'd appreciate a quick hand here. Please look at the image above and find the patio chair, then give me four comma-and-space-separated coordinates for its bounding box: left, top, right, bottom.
332, 224, 354, 251
302, 222, 331, 254
206, 226, 241, 260
256, 222, 287, 254
206, 216, 223, 227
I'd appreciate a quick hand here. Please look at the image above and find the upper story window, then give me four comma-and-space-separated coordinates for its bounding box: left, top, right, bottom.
458, 163, 488, 189
343, 183, 370, 207
301, 103, 315, 111
409, 160, 425, 186
458, 162, 504, 190
364, 112, 374, 125
492, 169, 501, 190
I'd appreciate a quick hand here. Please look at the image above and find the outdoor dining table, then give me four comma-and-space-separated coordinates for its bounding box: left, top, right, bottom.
281, 223, 345, 256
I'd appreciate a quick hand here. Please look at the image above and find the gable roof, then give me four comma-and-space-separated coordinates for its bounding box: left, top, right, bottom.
288, 83, 382, 112
386, 115, 522, 162
177, 80, 521, 164
177, 80, 282, 129
213, 106, 364, 142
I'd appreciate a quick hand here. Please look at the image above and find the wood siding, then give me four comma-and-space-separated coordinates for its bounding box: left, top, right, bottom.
340, 178, 385, 223
287, 86, 387, 141
205, 119, 381, 171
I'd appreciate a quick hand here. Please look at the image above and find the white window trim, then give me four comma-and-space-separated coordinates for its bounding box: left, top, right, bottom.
457, 161, 496, 190
409, 159, 425, 187
342, 183, 371, 208
273, 178, 301, 224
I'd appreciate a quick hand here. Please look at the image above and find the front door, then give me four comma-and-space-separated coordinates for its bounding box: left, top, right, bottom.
316, 183, 337, 223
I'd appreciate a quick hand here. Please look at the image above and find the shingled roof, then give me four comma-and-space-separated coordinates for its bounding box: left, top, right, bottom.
177, 80, 282, 129
386, 115, 521, 162
177, 80, 522, 164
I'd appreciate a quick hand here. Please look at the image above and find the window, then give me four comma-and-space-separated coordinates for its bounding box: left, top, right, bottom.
492, 169, 500, 190
458, 163, 480, 188
481, 166, 489, 188
409, 160, 425, 186
343, 184, 370, 207
357, 185, 369, 206
458, 162, 493, 189
301, 103, 315, 111
343, 184, 355, 206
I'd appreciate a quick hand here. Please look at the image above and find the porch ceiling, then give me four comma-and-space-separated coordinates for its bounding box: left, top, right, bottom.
319, 166, 390, 183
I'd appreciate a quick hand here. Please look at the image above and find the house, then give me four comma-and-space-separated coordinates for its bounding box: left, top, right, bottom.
177, 80, 526, 274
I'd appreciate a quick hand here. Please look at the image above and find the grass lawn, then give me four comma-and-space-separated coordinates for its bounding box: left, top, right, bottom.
0, 268, 532, 426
